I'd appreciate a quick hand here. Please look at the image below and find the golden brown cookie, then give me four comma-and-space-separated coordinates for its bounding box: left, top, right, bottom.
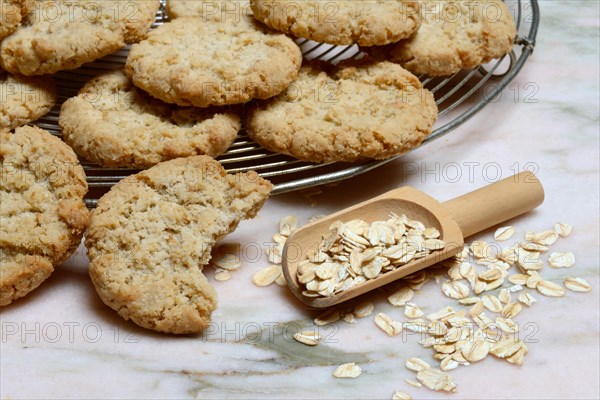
367, 0, 517, 76
250, 0, 421, 46
247, 61, 438, 163
0, 0, 33, 39
0, 126, 89, 306
0, 0, 160, 76
59, 69, 240, 168
86, 156, 272, 334
124, 17, 302, 107
0, 69, 56, 129
167, 0, 252, 21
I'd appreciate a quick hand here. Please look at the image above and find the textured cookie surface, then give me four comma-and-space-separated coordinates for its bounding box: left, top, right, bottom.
0, 0, 33, 39
59, 69, 240, 168
250, 0, 421, 46
125, 17, 302, 107
0, 0, 159, 75
0, 69, 56, 129
86, 156, 273, 334
368, 0, 517, 76
247, 61, 438, 163
167, 0, 251, 21
0, 126, 89, 306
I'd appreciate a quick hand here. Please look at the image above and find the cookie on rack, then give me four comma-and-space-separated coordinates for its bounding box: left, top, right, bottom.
249, 0, 421, 46
0, 0, 160, 76
0, 0, 33, 40
125, 16, 302, 107
366, 0, 517, 76
167, 0, 252, 21
86, 156, 272, 334
247, 60, 438, 163
0, 69, 56, 129
0, 126, 89, 306
59, 69, 240, 168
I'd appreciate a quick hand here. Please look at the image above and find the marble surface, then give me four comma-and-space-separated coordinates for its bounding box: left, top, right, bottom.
1, 1, 599, 399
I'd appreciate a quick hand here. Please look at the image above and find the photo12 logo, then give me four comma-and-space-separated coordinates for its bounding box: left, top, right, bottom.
1, 321, 139, 344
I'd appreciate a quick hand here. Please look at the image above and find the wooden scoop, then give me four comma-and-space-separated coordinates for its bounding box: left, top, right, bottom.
282, 171, 544, 308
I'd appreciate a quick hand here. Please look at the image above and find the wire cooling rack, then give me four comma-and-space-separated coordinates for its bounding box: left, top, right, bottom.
34, 0, 539, 207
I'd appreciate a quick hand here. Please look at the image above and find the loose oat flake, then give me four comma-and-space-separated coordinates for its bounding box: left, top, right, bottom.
490, 338, 524, 359
461, 337, 491, 363
482, 295, 503, 313
494, 226, 515, 241
469, 301, 484, 317
416, 368, 457, 392
440, 356, 460, 371
405, 357, 431, 372
293, 330, 321, 346
275, 273, 287, 287
458, 296, 481, 305
333, 363, 362, 378
212, 252, 242, 271
506, 345, 528, 366
554, 222, 572, 237
214, 270, 231, 282
470, 240, 491, 259
342, 313, 357, 324
314, 309, 341, 326
529, 230, 559, 246
353, 301, 375, 318
392, 391, 412, 400
252, 265, 282, 287
405, 378, 422, 388
279, 215, 298, 236
404, 302, 424, 319
478, 268, 503, 282
536, 280, 565, 297
387, 287, 415, 306
564, 277, 592, 293
498, 288, 512, 304
518, 292, 537, 306
442, 281, 470, 299
548, 252, 575, 268
501, 302, 523, 319
375, 313, 403, 336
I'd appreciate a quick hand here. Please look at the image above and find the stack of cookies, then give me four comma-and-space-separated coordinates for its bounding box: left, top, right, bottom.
0, 0, 517, 334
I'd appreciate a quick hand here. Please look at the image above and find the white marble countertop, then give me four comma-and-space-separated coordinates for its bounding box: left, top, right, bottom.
1, 1, 599, 399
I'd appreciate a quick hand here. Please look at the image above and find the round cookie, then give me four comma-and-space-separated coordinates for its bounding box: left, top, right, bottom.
0, 0, 33, 40
250, 0, 421, 46
0, 126, 89, 306
59, 69, 240, 168
247, 61, 438, 163
86, 156, 273, 334
368, 0, 517, 76
0, 69, 56, 129
0, 0, 160, 76
124, 17, 302, 107
167, 0, 252, 21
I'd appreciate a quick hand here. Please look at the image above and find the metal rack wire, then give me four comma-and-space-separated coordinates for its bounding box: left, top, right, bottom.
34, 0, 540, 207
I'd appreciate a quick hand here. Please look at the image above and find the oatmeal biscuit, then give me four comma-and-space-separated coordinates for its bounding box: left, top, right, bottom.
0, 126, 89, 306
0, 0, 160, 76
86, 156, 272, 334
59, 69, 240, 168
0, 0, 33, 39
247, 60, 438, 163
167, 0, 252, 21
124, 17, 302, 107
367, 0, 517, 76
250, 0, 421, 46
0, 69, 56, 129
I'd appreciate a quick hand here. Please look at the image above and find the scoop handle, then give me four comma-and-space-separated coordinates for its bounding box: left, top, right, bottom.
443, 171, 544, 238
